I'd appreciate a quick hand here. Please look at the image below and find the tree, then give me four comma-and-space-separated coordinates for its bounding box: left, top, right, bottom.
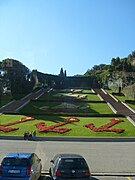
59, 68, 64, 77
1, 59, 32, 99
64, 70, 67, 77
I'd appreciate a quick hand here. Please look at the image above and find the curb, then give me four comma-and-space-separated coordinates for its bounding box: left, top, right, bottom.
41, 171, 135, 177
0, 136, 135, 142
91, 172, 135, 177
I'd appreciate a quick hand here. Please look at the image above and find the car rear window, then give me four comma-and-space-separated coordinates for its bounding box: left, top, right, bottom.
59, 158, 88, 170
2, 158, 30, 166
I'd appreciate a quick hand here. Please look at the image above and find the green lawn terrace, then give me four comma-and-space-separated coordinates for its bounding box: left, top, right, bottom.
105, 89, 135, 111
20, 89, 113, 115
0, 94, 13, 108
1, 88, 135, 137
0, 114, 135, 137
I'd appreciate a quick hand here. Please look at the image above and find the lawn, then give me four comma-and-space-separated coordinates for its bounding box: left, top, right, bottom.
38, 90, 101, 101
127, 102, 135, 111
20, 101, 113, 114
20, 89, 111, 114
1, 88, 135, 137
105, 89, 135, 110
0, 94, 13, 107
0, 114, 135, 137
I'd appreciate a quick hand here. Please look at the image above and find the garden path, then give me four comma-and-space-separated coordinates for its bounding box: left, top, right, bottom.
0, 88, 44, 113
94, 88, 135, 124
0, 88, 135, 124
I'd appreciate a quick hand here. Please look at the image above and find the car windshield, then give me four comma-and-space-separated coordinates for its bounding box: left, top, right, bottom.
2, 158, 30, 166
58, 158, 87, 170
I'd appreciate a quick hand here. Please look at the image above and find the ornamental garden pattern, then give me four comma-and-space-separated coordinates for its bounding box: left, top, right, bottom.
0, 116, 125, 134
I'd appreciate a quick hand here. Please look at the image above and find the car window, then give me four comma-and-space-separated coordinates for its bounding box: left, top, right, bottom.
58, 158, 87, 170
2, 158, 30, 166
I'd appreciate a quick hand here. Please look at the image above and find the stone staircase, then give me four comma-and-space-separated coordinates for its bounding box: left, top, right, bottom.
94, 88, 135, 124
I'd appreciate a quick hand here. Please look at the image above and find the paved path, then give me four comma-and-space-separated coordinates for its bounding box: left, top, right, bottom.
94, 89, 135, 124
0, 89, 44, 113
0, 88, 135, 124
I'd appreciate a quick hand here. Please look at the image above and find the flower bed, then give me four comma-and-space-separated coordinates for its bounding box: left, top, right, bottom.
35, 117, 79, 133
0, 116, 125, 134
2, 117, 35, 127
84, 118, 125, 133
0, 126, 19, 132
0, 117, 35, 132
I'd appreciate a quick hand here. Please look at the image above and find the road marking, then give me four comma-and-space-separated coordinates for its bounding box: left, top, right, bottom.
127, 177, 132, 180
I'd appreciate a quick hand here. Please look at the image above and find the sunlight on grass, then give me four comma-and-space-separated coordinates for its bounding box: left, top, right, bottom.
0, 115, 135, 137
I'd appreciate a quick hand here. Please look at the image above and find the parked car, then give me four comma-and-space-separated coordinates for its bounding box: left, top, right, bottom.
0, 152, 42, 180
49, 154, 91, 180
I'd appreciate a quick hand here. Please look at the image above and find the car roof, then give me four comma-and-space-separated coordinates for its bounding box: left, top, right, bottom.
54, 154, 84, 159
4, 152, 33, 159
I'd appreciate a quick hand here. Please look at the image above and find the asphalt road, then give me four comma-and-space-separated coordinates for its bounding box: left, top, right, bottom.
0, 140, 135, 174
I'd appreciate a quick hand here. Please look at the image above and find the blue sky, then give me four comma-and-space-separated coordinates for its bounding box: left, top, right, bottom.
0, 0, 135, 76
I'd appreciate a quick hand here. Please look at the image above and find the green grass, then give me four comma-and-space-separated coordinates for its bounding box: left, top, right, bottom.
20, 90, 108, 114
82, 89, 92, 93
86, 94, 101, 101
87, 103, 113, 114
105, 89, 113, 94
1, 89, 135, 137
114, 95, 126, 102
105, 89, 135, 110
0, 114, 135, 137
127, 102, 135, 111
20, 101, 113, 114
38, 90, 101, 101
0, 94, 13, 107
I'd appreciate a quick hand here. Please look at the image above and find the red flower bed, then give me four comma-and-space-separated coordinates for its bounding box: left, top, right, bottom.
35, 117, 79, 133
2, 117, 35, 127
0, 126, 19, 132
84, 118, 125, 133
0, 117, 35, 132
0, 116, 125, 134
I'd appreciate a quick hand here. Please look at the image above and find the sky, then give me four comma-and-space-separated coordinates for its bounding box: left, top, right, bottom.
0, 0, 135, 76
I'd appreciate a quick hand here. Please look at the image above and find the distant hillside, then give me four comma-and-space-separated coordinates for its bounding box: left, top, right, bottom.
84, 50, 135, 88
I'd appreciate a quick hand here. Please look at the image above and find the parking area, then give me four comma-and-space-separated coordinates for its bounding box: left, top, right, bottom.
40, 175, 135, 180
0, 140, 135, 180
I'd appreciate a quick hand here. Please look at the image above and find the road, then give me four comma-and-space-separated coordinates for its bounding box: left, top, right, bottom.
0, 140, 135, 180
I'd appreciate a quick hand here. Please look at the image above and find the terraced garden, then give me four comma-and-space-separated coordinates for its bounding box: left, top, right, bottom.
0, 89, 135, 137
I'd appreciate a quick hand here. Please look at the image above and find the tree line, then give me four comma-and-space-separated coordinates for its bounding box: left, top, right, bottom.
0, 50, 135, 100
85, 50, 135, 88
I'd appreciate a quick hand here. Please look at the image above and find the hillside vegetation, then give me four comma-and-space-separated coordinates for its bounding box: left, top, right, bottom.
84, 51, 135, 100
0, 50, 135, 100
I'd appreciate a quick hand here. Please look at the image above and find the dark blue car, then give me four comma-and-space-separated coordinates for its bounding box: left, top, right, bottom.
0, 152, 42, 180
49, 154, 91, 180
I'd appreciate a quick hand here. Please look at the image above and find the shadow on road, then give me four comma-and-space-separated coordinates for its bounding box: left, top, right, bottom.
40, 175, 99, 180
91, 177, 99, 180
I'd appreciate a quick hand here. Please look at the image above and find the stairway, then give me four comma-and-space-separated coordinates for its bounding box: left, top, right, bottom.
94, 89, 135, 123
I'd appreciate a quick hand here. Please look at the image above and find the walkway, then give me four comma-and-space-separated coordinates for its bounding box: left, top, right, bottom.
94, 88, 135, 124
0, 89, 44, 113
0, 88, 135, 124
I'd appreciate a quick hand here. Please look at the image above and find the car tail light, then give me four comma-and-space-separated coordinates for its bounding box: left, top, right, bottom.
0, 164, 2, 175
26, 166, 32, 175
54, 170, 61, 177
